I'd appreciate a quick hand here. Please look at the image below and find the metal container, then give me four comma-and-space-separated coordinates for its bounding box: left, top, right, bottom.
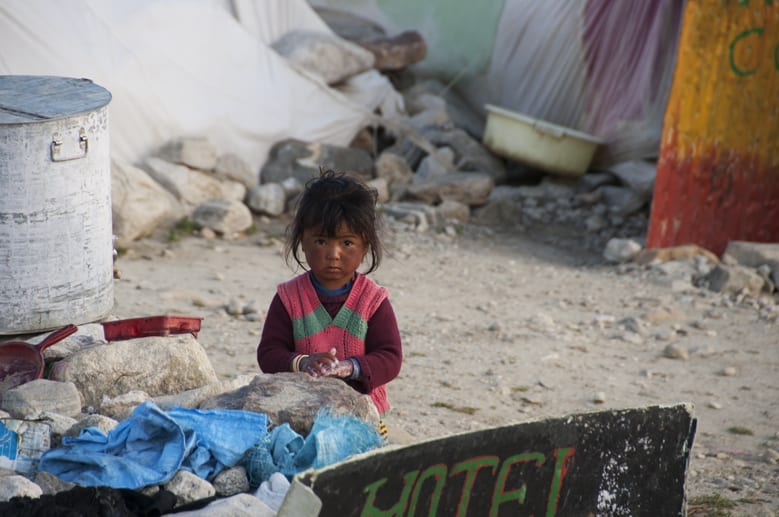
0, 76, 113, 334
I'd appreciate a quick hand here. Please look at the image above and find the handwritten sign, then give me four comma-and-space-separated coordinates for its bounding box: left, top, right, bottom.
288, 404, 696, 516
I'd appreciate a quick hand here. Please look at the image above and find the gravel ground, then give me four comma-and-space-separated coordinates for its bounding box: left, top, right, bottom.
113, 214, 779, 516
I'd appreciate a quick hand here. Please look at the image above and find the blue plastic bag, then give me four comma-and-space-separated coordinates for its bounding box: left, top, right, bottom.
243, 410, 383, 486
39, 401, 268, 489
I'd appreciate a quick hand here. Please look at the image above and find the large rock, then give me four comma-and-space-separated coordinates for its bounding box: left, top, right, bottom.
64, 414, 118, 439
604, 238, 644, 263
0, 475, 41, 502
154, 375, 254, 410
34, 471, 75, 496
606, 160, 656, 198
598, 185, 647, 216
191, 198, 254, 235
701, 264, 766, 296
375, 151, 413, 188
212, 466, 250, 497
416, 147, 455, 180
99, 390, 151, 419
259, 139, 373, 185
214, 152, 255, 189
41, 323, 106, 361
471, 186, 526, 227
199, 373, 379, 436
271, 30, 374, 85
246, 183, 287, 217
157, 137, 218, 171
164, 470, 215, 507
356, 31, 427, 71
111, 158, 180, 248
406, 172, 494, 206
143, 157, 240, 210
402, 78, 486, 139
49, 334, 218, 408
382, 202, 438, 232
421, 127, 507, 184
724, 241, 779, 283
435, 199, 471, 224
1, 379, 82, 419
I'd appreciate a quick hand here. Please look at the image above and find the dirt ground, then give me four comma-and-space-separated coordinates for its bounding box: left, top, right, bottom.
112, 215, 778, 516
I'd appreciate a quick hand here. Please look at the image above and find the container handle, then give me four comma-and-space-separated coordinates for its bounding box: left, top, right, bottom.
50, 128, 88, 162
532, 120, 565, 139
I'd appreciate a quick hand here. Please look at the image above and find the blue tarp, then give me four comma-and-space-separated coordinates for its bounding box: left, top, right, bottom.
38, 401, 268, 489
243, 410, 383, 486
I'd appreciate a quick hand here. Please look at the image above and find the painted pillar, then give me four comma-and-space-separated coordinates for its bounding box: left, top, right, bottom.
646, 0, 779, 255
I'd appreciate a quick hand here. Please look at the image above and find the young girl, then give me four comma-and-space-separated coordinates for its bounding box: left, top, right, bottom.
257, 170, 402, 423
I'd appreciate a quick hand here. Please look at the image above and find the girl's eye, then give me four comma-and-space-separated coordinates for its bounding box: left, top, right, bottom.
314, 239, 326, 245
343, 240, 354, 247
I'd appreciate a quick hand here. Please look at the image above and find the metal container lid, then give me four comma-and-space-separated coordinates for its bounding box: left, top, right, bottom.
0, 75, 112, 124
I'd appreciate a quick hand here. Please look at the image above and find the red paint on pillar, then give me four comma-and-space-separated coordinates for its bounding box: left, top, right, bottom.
648, 134, 779, 256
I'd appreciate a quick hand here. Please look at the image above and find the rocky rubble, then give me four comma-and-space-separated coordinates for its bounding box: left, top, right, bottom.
0, 327, 379, 511
107, 8, 656, 259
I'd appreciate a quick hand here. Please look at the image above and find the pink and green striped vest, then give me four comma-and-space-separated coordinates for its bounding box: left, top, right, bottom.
277, 272, 390, 414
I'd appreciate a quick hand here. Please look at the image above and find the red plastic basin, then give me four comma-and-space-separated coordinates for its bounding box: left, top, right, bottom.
102, 316, 203, 341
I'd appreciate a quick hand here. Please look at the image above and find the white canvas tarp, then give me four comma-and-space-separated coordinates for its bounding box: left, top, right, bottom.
0, 0, 402, 176
311, 0, 683, 165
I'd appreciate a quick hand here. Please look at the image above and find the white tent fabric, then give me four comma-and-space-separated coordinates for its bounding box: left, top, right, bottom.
480, 0, 587, 130
0, 0, 403, 177
312, 0, 682, 166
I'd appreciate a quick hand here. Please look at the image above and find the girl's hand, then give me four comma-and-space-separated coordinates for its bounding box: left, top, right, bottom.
320, 359, 354, 379
300, 348, 354, 379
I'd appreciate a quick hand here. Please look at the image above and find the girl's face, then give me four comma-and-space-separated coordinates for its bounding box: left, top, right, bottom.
301, 223, 368, 290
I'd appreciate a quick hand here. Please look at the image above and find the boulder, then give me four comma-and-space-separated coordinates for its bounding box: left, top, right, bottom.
402, 79, 485, 139
1, 379, 82, 419
723, 241, 779, 285
191, 198, 254, 235
406, 172, 494, 206
111, 158, 180, 248
0, 475, 41, 502
271, 30, 374, 85
157, 138, 218, 171
358, 31, 427, 71
246, 183, 287, 217
144, 157, 235, 210
199, 373, 379, 436
260, 139, 373, 186
49, 334, 218, 408
471, 186, 526, 227
214, 152, 255, 189
701, 264, 766, 296
421, 127, 507, 184
164, 470, 215, 507
375, 151, 413, 188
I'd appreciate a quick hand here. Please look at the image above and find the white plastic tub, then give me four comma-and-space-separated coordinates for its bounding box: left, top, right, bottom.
0, 76, 114, 334
483, 104, 604, 177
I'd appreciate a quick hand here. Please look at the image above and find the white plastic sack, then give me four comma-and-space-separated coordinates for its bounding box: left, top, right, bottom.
0, 0, 402, 177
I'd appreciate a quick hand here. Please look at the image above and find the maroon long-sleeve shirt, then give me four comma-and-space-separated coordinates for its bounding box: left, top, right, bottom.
257, 289, 403, 396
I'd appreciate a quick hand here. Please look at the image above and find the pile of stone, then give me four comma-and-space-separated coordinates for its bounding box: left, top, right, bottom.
110, 11, 655, 256
603, 239, 779, 323
0, 325, 378, 512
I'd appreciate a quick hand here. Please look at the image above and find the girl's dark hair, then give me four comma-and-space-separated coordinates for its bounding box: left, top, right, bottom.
286, 169, 383, 273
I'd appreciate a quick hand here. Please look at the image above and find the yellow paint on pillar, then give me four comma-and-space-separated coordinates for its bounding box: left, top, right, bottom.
647, 0, 779, 254
667, 0, 778, 161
